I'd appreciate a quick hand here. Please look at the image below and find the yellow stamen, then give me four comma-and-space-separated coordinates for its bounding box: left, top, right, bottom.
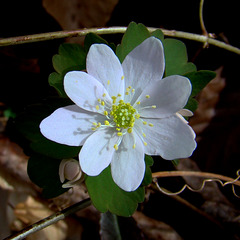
144, 142, 147, 146
136, 101, 141, 105
130, 122, 134, 127
145, 95, 150, 99
143, 121, 147, 125
92, 122, 98, 126
142, 133, 146, 137
104, 120, 109, 125
117, 132, 123, 136
132, 144, 136, 149
102, 93, 106, 97
104, 111, 108, 116
152, 105, 156, 108
127, 128, 133, 133
116, 128, 121, 131
101, 101, 105, 106
107, 80, 110, 85
149, 123, 154, 127
114, 144, 118, 151
135, 114, 140, 119
121, 75, 124, 80
96, 105, 100, 110
112, 96, 117, 104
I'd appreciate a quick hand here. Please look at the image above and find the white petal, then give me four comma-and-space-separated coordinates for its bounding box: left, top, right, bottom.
137, 115, 196, 160
64, 71, 111, 113
62, 176, 83, 188
40, 105, 105, 146
122, 37, 165, 104
136, 75, 192, 118
111, 131, 145, 192
59, 159, 83, 188
79, 127, 118, 176
59, 159, 69, 183
177, 109, 193, 117
87, 44, 125, 97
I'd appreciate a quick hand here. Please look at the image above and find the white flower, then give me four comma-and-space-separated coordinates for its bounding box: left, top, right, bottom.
40, 37, 196, 192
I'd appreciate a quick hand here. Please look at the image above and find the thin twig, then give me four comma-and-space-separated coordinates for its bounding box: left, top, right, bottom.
152, 170, 240, 197
0, 27, 240, 55
3, 198, 92, 240
199, 0, 208, 36
152, 170, 240, 187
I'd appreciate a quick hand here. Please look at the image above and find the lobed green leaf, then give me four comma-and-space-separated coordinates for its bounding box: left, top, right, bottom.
141, 155, 154, 186
184, 70, 216, 112
116, 22, 151, 63
86, 166, 145, 217
85, 154, 154, 216
163, 38, 197, 76
28, 154, 68, 198
185, 70, 217, 97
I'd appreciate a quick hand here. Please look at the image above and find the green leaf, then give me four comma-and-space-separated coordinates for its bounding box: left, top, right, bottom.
163, 38, 197, 76
49, 43, 87, 96
172, 159, 180, 166
84, 33, 109, 52
53, 43, 86, 74
184, 98, 199, 113
49, 72, 67, 97
85, 166, 145, 217
116, 22, 151, 63
4, 108, 16, 119
14, 97, 77, 158
151, 29, 164, 42
184, 70, 216, 97
184, 70, 216, 112
15, 104, 53, 142
30, 136, 80, 159
28, 154, 68, 198
15, 98, 71, 142
141, 155, 154, 186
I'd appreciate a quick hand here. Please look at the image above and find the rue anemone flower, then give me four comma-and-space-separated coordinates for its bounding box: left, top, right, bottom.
40, 37, 196, 192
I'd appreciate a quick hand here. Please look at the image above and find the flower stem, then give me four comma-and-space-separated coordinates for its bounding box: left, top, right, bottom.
3, 198, 92, 240
0, 27, 240, 55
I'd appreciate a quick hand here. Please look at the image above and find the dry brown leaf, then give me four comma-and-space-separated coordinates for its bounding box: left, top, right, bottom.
42, 0, 119, 30
13, 196, 68, 240
176, 158, 240, 225
0, 136, 96, 239
0, 137, 35, 193
133, 211, 183, 240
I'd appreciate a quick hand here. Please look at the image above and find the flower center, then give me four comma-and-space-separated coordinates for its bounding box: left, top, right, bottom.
111, 100, 136, 128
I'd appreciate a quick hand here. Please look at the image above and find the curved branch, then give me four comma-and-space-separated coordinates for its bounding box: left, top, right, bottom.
152, 171, 240, 186
152, 170, 240, 197
199, 0, 208, 36
152, 170, 240, 187
3, 198, 92, 240
0, 27, 240, 55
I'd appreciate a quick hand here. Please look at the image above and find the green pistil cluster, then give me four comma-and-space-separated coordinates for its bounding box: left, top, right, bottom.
111, 100, 136, 128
